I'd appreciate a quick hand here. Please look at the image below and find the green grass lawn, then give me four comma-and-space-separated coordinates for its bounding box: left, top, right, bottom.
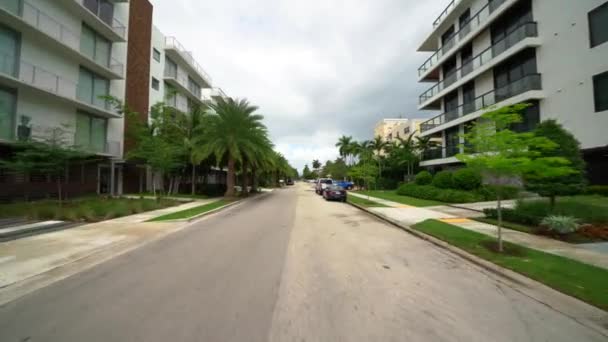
412, 219, 608, 310
0, 197, 181, 222
149, 199, 234, 221
356, 190, 444, 207
129, 192, 210, 200
348, 195, 389, 208
473, 217, 536, 234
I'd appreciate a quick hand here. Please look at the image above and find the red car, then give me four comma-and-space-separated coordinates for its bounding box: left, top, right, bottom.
323, 185, 347, 202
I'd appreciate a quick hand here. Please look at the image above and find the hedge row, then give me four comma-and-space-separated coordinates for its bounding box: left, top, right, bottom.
415, 169, 482, 191
397, 183, 520, 204
585, 185, 608, 197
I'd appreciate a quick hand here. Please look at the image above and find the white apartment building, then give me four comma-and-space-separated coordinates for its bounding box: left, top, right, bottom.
0, 0, 130, 197
416, 0, 608, 183
374, 118, 425, 143
149, 25, 226, 114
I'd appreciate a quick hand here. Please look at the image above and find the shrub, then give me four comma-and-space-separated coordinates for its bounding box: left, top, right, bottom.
432, 171, 454, 189
414, 171, 433, 185
397, 183, 483, 203
475, 186, 520, 201
586, 185, 608, 197
452, 168, 482, 190
483, 208, 542, 226
541, 216, 580, 235
376, 178, 399, 190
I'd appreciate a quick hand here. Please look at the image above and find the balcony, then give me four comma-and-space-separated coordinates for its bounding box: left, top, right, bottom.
61, 0, 127, 42
420, 73, 543, 134
419, 22, 539, 108
0, 0, 124, 79
432, 0, 464, 29
421, 145, 461, 161
164, 68, 203, 103
418, 0, 512, 81
0, 52, 121, 118
165, 37, 212, 88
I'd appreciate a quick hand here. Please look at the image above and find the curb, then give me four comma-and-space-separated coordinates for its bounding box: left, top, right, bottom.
346, 201, 524, 284
347, 201, 608, 327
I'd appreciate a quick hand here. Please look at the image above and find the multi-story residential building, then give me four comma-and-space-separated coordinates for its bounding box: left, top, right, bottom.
0, 0, 130, 199
374, 118, 426, 143
148, 26, 213, 114
416, 0, 608, 184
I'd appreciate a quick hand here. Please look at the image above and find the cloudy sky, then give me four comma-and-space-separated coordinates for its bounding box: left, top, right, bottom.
150, 0, 441, 172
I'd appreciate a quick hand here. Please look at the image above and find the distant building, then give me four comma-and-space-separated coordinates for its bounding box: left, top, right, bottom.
415, 0, 608, 183
374, 118, 426, 143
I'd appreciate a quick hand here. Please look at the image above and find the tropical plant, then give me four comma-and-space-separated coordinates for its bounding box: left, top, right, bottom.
336, 135, 353, 166
541, 216, 580, 235
198, 98, 268, 197
457, 104, 575, 252
312, 159, 322, 172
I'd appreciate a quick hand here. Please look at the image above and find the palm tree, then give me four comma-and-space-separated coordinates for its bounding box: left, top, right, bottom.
394, 135, 417, 181
172, 105, 208, 195
370, 136, 389, 179
415, 136, 439, 159
335, 135, 353, 166
198, 98, 268, 197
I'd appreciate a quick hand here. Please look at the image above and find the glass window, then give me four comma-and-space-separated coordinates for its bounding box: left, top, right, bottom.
152, 77, 160, 90
153, 48, 161, 62
75, 112, 107, 153
0, 26, 19, 77
3, 0, 21, 16
188, 77, 201, 95
165, 57, 177, 78
593, 71, 608, 112
99, 0, 114, 26
80, 25, 96, 60
589, 2, 608, 48
0, 87, 16, 140
80, 24, 111, 67
83, 0, 98, 14
78, 68, 109, 108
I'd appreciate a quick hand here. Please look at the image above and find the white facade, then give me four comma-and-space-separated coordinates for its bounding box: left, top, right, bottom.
0, 0, 129, 158
416, 0, 608, 168
149, 25, 215, 116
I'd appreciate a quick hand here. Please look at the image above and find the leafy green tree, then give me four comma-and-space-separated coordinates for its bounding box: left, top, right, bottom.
302, 164, 314, 179
1, 125, 90, 202
172, 105, 208, 195
323, 158, 348, 180
348, 163, 378, 190
198, 98, 267, 197
457, 104, 575, 252
312, 159, 321, 172
525, 120, 586, 208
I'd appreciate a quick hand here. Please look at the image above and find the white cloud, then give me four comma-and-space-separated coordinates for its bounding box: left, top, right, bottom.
149, 0, 442, 172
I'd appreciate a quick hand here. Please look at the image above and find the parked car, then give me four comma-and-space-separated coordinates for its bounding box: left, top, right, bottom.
323, 185, 347, 202
286, 178, 294, 185
334, 180, 354, 190
315, 178, 333, 195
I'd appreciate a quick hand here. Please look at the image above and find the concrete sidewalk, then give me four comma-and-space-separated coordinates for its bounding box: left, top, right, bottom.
349, 192, 608, 270
0, 198, 215, 304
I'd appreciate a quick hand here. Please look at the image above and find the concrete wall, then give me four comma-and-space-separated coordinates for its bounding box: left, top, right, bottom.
534, 0, 608, 149
149, 25, 165, 111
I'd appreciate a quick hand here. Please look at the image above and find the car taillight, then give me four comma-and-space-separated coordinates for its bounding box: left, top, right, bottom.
333, 191, 341, 195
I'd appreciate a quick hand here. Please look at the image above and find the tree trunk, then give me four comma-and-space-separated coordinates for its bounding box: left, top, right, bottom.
550, 195, 556, 210
497, 193, 504, 252
225, 157, 236, 197
251, 165, 259, 193
241, 160, 249, 197
191, 163, 196, 195
56, 177, 63, 206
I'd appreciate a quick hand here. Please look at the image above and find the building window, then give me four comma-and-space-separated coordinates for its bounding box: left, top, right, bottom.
593, 71, 608, 112
151, 77, 160, 90
188, 77, 201, 95
0, 87, 17, 140
75, 111, 107, 153
0, 25, 20, 78
83, 0, 115, 26
153, 48, 161, 62
589, 2, 608, 48
165, 57, 177, 78
80, 24, 111, 67
77, 67, 110, 108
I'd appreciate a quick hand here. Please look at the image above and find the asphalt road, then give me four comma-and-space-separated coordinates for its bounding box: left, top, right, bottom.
0, 184, 606, 341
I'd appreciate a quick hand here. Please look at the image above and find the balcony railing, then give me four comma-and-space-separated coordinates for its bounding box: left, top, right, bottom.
432, 0, 462, 28
419, 22, 538, 105
418, 0, 508, 77
0, 0, 124, 77
421, 146, 461, 161
164, 68, 201, 99
420, 73, 542, 133
0, 51, 119, 115
75, 0, 126, 39
165, 37, 212, 85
